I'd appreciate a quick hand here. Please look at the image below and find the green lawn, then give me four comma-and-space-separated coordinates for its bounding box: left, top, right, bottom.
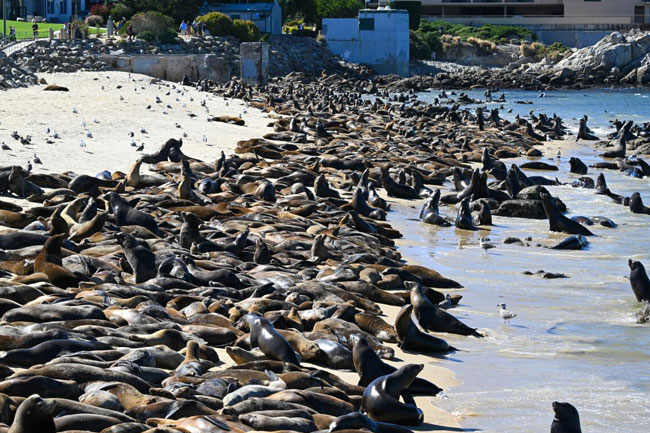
1, 20, 64, 41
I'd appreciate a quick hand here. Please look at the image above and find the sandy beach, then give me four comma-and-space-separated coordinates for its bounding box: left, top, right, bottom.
0, 71, 272, 175
0, 71, 463, 431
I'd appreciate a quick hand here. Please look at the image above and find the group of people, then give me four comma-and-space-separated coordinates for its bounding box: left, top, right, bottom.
179, 19, 207, 37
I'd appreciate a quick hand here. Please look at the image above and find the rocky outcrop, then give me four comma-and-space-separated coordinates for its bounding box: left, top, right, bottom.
0, 51, 38, 89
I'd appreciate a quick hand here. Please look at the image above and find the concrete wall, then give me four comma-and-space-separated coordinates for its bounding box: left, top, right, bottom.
323, 9, 410, 76
99, 54, 231, 83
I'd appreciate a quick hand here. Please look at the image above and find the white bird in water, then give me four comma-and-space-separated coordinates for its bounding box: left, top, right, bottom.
498, 303, 517, 324
480, 237, 495, 254
438, 294, 453, 310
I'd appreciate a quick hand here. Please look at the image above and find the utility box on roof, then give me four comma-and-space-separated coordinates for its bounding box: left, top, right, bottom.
323, 9, 410, 76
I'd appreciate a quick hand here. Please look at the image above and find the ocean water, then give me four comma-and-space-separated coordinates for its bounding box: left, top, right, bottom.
391, 88, 650, 432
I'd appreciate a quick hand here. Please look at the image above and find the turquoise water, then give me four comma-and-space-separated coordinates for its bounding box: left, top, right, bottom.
392, 88, 650, 432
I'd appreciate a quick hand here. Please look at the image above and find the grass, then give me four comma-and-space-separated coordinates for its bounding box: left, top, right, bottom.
1, 20, 64, 41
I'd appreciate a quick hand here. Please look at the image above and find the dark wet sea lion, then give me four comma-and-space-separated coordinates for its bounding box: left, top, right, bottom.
54, 414, 122, 431
247, 314, 301, 366
455, 197, 475, 230
329, 411, 414, 433
419, 190, 450, 227
109, 192, 159, 235
550, 401, 582, 433
629, 192, 650, 215
551, 235, 588, 250
394, 305, 453, 353
361, 364, 424, 426
568, 157, 588, 175
628, 259, 650, 302
595, 173, 625, 204
474, 201, 492, 226
8, 394, 56, 433
540, 192, 593, 236
409, 282, 481, 337
240, 413, 316, 432
380, 168, 419, 199
351, 334, 441, 396
115, 232, 157, 283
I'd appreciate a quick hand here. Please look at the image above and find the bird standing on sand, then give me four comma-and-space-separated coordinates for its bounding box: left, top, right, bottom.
1, 142, 11, 151
80, 140, 87, 148
33, 154, 42, 164
136, 143, 144, 152
480, 237, 496, 254
498, 303, 517, 324
556, 150, 561, 159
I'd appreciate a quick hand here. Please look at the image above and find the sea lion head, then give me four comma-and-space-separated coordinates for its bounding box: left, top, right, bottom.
552, 401, 581, 432
9, 394, 56, 433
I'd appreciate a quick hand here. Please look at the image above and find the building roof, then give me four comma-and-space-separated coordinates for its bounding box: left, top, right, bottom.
212, 3, 275, 12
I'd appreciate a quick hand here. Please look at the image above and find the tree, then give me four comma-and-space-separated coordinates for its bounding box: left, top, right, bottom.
314, 0, 362, 21
122, 0, 203, 23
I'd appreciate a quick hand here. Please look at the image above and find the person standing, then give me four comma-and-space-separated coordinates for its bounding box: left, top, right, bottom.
32, 20, 39, 40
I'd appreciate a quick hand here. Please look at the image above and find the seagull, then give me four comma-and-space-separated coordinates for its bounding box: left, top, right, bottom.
86, 130, 93, 138
72, 107, 78, 114
136, 143, 144, 152
498, 303, 517, 324
80, 120, 86, 128
556, 150, 561, 159
202, 135, 208, 143
183, 132, 188, 138
480, 237, 496, 254
80, 140, 87, 148
140, 127, 147, 134
26, 161, 32, 173
45, 127, 50, 134
130, 139, 137, 147
53, 131, 60, 139
1, 142, 11, 151
128, 131, 134, 137
93, 117, 99, 124
438, 294, 453, 310
33, 154, 42, 164
120, 95, 124, 101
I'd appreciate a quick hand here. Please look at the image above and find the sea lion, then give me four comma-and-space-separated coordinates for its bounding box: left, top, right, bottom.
568, 157, 588, 175
409, 281, 481, 337
115, 232, 157, 283
629, 192, 650, 215
351, 334, 441, 396
595, 173, 625, 204
361, 364, 424, 426
628, 259, 650, 302
550, 401, 582, 433
455, 197, 475, 230
222, 371, 286, 407
380, 168, 419, 199
418, 190, 450, 227
540, 192, 593, 236
329, 411, 414, 433
394, 305, 454, 354
8, 394, 56, 433
247, 314, 301, 366
551, 235, 588, 250
109, 192, 159, 235
474, 201, 492, 226
174, 340, 203, 377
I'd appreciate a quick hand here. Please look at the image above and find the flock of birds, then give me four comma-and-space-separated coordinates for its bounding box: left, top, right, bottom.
1, 73, 249, 175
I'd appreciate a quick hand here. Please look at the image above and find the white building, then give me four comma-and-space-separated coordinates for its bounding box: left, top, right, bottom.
6, 0, 86, 22
323, 9, 410, 76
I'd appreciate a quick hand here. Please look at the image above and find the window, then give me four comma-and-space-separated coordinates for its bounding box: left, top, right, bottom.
359, 18, 374, 31
47, 0, 55, 14
60, 0, 67, 15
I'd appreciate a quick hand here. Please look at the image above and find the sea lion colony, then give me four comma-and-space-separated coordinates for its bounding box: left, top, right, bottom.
3, 72, 650, 432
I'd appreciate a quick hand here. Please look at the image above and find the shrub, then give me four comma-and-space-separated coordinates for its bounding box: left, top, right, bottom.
314, 0, 362, 21
232, 20, 260, 42
158, 28, 178, 44
409, 30, 431, 60
196, 12, 233, 37
136, 29, 155, 42
418, 30, 441, 56
130, 11, 174, 37
520, 41, 567, 61
85, 15, 105, 27
390, 1, 421, 30
467, 37, 496, 54
111, 3, 134, 21
90, 3, 112, 22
